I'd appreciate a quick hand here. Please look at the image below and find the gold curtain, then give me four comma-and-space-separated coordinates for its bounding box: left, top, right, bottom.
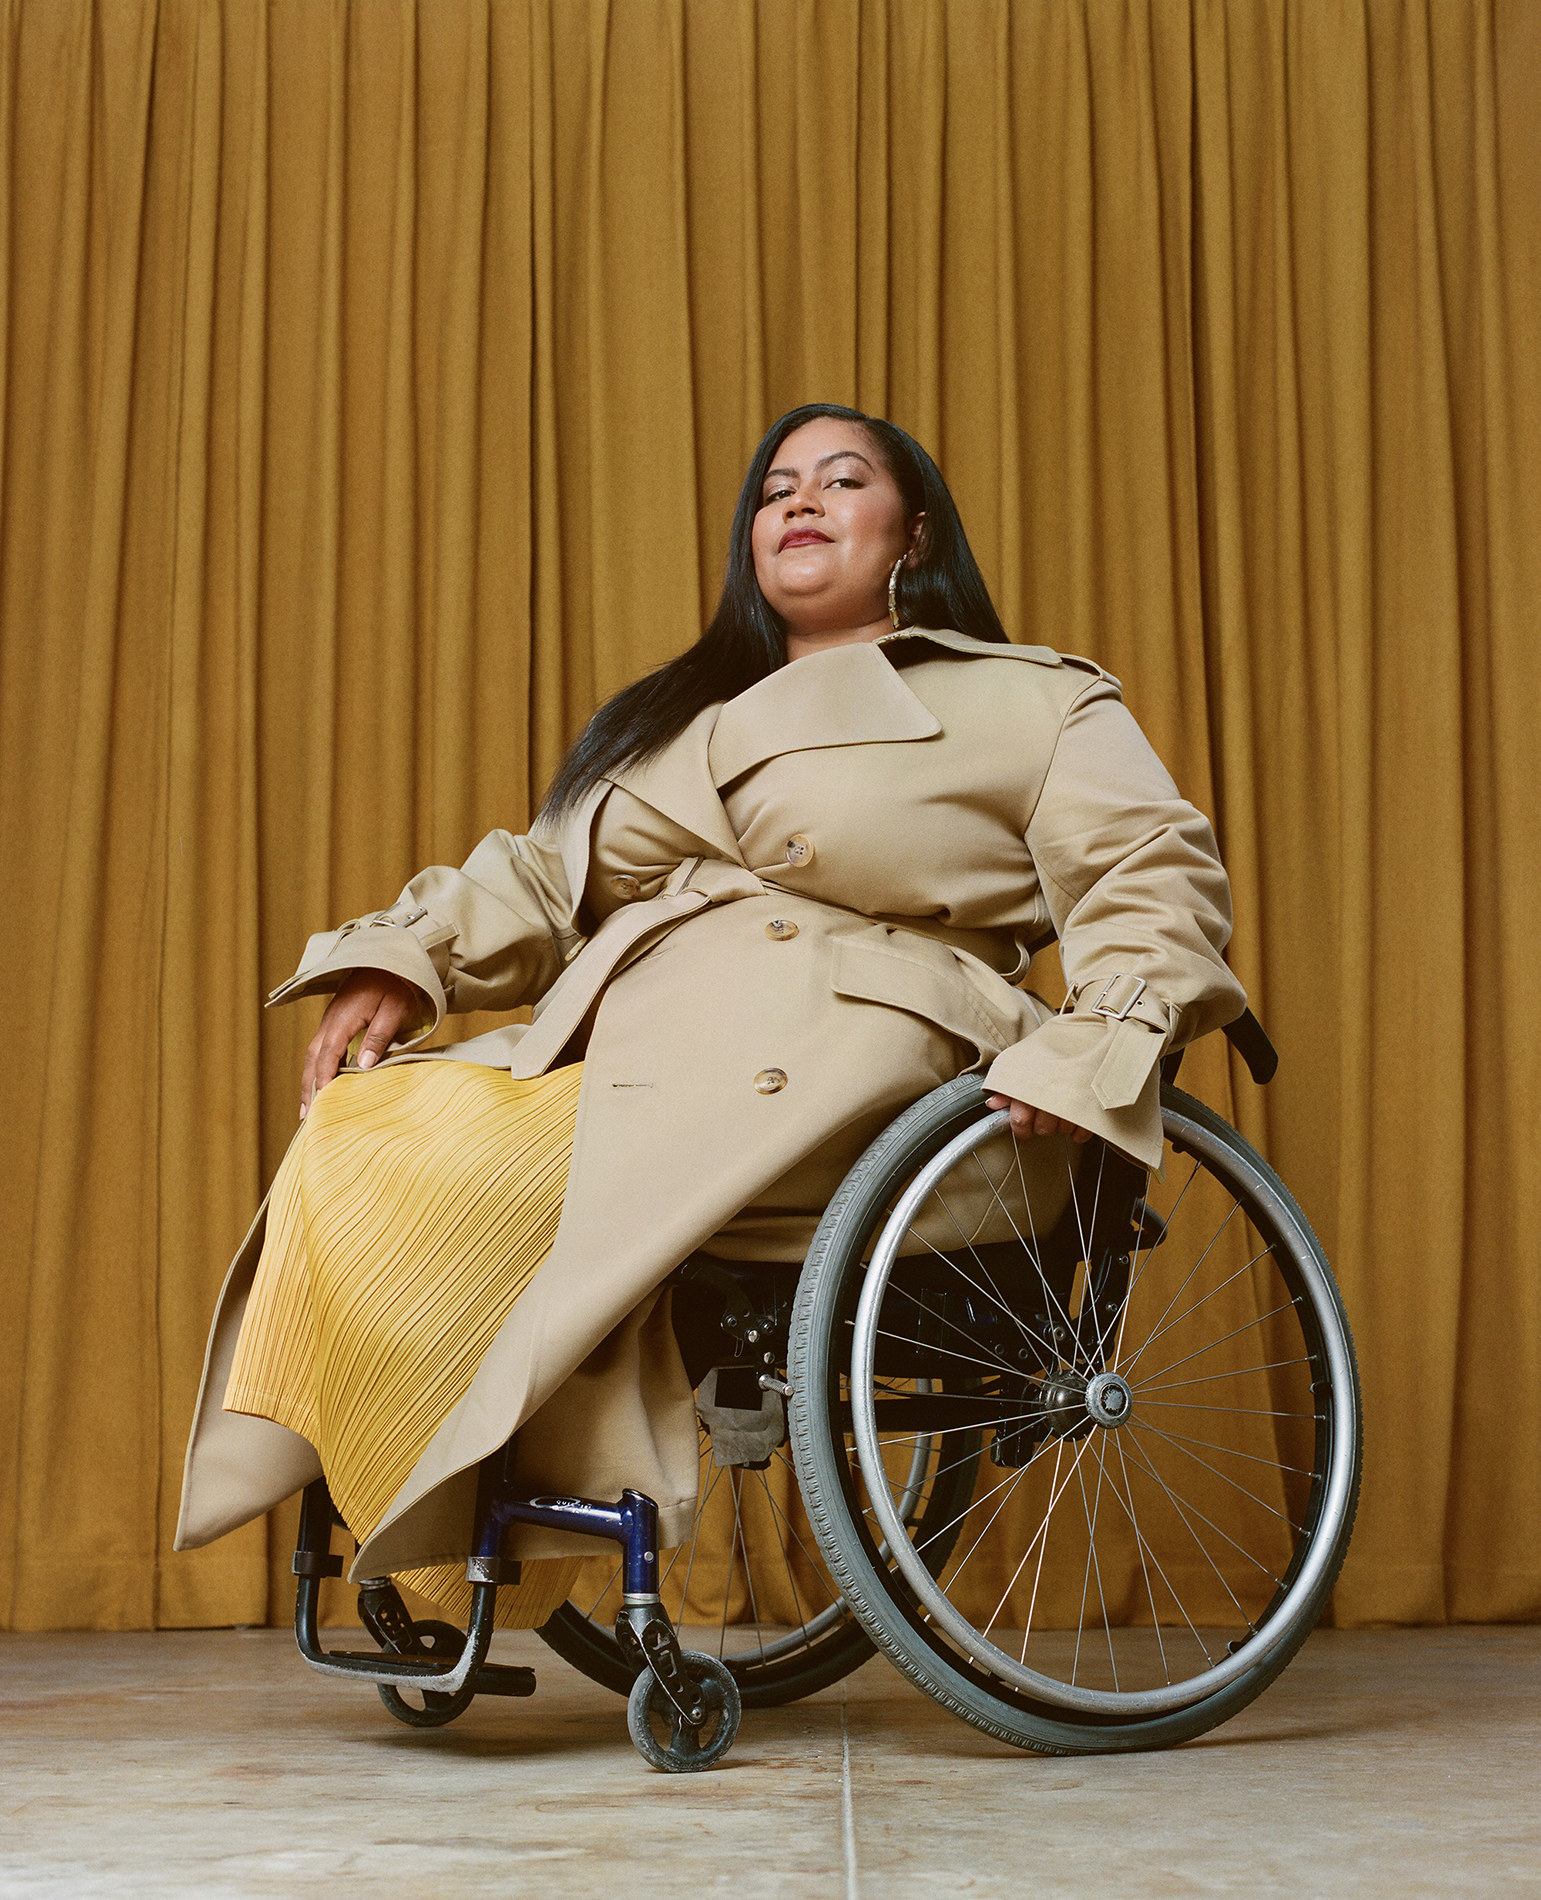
2, 0, 1537, 1632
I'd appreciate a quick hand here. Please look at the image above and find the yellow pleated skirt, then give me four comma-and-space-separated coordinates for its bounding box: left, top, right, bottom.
225, 1058, 588, 1628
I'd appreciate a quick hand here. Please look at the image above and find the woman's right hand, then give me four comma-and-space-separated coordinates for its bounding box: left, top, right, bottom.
300, 970, 424, 1120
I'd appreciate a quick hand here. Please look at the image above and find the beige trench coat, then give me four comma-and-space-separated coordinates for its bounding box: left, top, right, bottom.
176, 628, 1245, 1577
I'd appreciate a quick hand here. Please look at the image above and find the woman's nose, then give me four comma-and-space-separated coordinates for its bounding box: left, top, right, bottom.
784, 490, 822, 516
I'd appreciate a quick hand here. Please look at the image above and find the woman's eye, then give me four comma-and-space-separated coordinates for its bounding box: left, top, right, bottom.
829, 477, 861, 489
764, 486, 793, 504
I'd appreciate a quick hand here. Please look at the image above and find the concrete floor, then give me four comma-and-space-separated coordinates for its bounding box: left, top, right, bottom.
1, 1626, 1537, 1898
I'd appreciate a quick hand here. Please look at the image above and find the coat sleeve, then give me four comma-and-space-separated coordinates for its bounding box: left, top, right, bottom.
264, 812, 589, 1051
981, 675, 1246, 1169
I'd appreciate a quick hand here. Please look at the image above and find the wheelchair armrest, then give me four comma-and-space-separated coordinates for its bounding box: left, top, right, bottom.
1223, 1007, 1278, 1085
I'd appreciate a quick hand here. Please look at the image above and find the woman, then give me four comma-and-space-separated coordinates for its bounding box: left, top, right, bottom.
175, 404, 1244, 1624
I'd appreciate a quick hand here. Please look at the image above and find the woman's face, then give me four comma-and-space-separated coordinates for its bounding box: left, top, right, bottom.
750, 417, 923, 638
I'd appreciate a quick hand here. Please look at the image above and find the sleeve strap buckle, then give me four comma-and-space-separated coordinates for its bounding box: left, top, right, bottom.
1091, 974, 1149, 1023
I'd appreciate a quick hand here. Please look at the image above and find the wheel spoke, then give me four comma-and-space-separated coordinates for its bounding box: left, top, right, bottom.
953, 1147, 1060, 1327
879, 1281, 1019, 1376
872, 1316, 1017, 1380
908, 1192, 1059, 1362
733, 1469, 769, 1668
1069, 1448, 1095, 1683
755, 1464, 827, 1630
917, 1457, 1032, 1577
1118, 1158, 1203, 1318
1104, 1433, 1171, 1683
1086, 1446, 1120, 1692
1099, 1432, 1201, 1672
1131, 1419, 1304, 1533
860, 1423, 988, 1496
1059, 1137, 1095, 1281
1142, 1420, 1315, 1479
584, 1559, 623, 1621
1121, 1434, 1265, 1634
978, 1433, 1097, 1639
717, 1470, 741, 1658
1122, 1431, 1291, 1583
1021, 1439, 1066, 1654
1117, 1198, 1245, 1377
1006, 1138, 1072, 1346
1084, 1160, 1152, 1374
1118, 1241, 1277, 1372
1131, 1300, 1300, 1390
674, 1458, 727, 1623
1137, 1399, 1322, 1420
1136, 1357, 1310, 1395
869, 1388, 1073, 1438
1074, 1144, 1124, 1372
976, 1139, 1087, 1372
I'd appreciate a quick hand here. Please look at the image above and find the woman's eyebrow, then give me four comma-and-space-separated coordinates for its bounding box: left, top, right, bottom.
763, 449, 876, 484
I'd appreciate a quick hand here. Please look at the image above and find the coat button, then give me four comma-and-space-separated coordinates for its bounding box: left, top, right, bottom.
765, 919, 799, 941
754, 1068, 788, 1094
609, 873, 641, 900
785, 834, 814, 867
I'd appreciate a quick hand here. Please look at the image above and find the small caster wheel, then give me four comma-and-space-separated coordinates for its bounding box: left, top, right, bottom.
627, 1651, 741, 1772
377, 1620, 471, 1729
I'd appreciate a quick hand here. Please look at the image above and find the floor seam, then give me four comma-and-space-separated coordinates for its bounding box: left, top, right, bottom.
841, 1686, 858, 1900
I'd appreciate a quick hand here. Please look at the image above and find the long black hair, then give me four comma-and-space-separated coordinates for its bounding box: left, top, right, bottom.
540, 403, 1008, 816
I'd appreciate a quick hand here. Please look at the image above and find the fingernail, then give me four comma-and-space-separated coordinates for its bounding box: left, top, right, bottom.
299, 1101, 307, 1121
358, 1050, 377, 1069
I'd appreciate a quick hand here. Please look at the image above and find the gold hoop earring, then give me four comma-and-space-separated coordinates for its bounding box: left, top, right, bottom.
888, 554, 907, 631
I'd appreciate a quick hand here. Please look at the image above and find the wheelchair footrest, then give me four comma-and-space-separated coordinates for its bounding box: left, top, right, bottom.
297, 1644, 535, 1698
469, 1662, 537, 1698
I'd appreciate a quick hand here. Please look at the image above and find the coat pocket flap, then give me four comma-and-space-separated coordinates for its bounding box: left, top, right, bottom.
829, 932, 1005, 1057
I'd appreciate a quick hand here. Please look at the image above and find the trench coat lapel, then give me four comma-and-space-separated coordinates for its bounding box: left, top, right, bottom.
606, 704, 746, 866
706, 641, 942, 787
549, 780, 611, 931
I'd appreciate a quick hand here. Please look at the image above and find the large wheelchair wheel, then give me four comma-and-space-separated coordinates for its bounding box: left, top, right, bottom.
788, 1073, 1361, 1754
541, 1396, 979, 1707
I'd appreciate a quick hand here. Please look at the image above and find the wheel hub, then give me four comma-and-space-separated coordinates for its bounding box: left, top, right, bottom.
1083, 1370, 1134, 1429
1036, 1373, 1088, 1437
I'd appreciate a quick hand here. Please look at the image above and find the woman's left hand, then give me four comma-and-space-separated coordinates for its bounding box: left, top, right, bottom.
986, 1093, 1093, 1143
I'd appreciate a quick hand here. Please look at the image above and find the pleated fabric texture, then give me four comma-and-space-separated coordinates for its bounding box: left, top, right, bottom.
225, 1059, 586, 1629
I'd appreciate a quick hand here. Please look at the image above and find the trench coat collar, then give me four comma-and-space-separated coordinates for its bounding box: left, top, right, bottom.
706, 638, 943, 788
583, 630, 1074, 873
876, 625, 1068, 668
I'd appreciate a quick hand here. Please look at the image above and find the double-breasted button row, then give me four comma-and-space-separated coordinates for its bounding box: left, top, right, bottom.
765, 918, 799, 941
784, 834, 814, 867
754, 1068, 788, 1094
609, 873, 641, 900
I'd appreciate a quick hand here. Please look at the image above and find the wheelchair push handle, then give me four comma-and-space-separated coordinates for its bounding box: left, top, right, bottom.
1223, 1006, 1278, 1084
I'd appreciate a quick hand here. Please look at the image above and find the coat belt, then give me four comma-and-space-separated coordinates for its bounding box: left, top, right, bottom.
508, 852, 1034, 1083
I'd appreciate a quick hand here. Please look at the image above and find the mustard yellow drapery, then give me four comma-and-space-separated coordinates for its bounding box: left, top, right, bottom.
2, 0, 1537, 1632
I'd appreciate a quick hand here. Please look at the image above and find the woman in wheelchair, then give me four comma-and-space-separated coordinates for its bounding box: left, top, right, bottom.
177, 403, 1360, 1769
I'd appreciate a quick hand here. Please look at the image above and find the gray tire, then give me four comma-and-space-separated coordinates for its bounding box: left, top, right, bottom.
788, 1075, 1362, 1754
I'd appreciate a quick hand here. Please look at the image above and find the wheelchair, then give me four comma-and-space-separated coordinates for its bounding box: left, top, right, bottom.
290, 1008, 1361, 1770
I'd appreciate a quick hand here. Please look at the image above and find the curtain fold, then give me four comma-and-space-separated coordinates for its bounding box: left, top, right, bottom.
1, 0, 1535, 1630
